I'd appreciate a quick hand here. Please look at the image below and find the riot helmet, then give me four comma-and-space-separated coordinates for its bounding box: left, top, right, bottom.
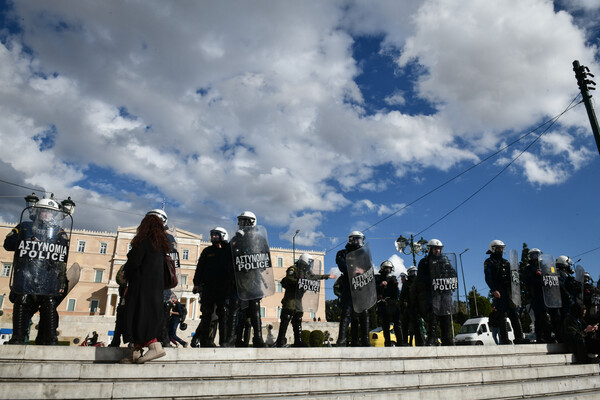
33, 198, 61, 223
527, 248, 542, 262
237, 211, 257, 228
407, 266, 417, 277
380, 260, 394, 275
556, 255, 571, 268
427, 239, 443, 255
584, 272, 593, 284
298, 253, 314, 272
210, 227, 229, 243
147, 209, 168, 228
489, 240, 505, 255
347, 231, 365, 248
400, 272, 408, 281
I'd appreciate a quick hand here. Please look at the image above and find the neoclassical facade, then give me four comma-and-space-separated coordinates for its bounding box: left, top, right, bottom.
0, 223, 327, 324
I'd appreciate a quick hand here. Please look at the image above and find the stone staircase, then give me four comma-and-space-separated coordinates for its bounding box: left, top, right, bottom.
0, 344, 598, 399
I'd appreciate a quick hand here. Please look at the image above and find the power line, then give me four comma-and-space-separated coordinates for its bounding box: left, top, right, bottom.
324, 95, 582, 254
415, 96, 582, 236
0, 178, 47, 193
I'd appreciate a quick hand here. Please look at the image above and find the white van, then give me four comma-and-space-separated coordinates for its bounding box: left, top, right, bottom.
455, 317, 514, 345
0, 328, 12, 345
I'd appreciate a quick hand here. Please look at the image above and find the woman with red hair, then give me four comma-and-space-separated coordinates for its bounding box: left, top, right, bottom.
120, 213, 169, 363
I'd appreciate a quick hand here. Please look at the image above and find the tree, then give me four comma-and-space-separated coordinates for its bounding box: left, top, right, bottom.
468, 287, 492, 317
325, 299, 341, 322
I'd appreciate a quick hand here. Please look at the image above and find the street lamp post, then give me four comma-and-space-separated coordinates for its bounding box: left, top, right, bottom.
472, 285, 479, 316
459, 248, 470, 316
293, 229, 300, 263
395, 235, 428, 266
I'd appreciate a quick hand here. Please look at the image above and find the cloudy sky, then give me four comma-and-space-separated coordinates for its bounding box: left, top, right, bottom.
1, 0, 599, 301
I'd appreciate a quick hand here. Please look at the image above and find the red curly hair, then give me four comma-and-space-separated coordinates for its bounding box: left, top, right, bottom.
131, 214, 169, 252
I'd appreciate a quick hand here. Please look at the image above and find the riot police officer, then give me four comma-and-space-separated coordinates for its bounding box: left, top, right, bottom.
275, 253, 335, 347
556, 256, 578, 325
191, 227, 233, 347
335, 231, 373, 347
4, 197, 74, 345
524, 248, 560, 343
483, 240, 525, 344
229, 211, 271, 347
412, 239, 454, 346
375, 260, 404, 346
400, 267, 417, 345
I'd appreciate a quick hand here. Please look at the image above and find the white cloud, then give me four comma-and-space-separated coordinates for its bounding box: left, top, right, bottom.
0, 0, 597, 244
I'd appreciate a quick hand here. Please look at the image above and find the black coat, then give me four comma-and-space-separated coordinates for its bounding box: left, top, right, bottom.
123, 238, 165, 344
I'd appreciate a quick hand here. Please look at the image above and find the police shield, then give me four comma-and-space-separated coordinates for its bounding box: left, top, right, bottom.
295, 258, 321, 313
9, 205, 73, 296
346, 244, 376, 313
431, 253, 459, 316
509, 249, 521, 308
230, 225, 275, 301
540, 254, 561, 309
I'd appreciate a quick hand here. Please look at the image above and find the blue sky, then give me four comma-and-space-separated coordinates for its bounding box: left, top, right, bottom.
0, 0, 599, 303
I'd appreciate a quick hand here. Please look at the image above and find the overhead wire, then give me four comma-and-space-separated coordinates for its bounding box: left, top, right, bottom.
324, 94, 583, 254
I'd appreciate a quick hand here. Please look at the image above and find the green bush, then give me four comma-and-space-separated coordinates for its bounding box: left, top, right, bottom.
301, 329, 311, 345
309, 330, 325, 347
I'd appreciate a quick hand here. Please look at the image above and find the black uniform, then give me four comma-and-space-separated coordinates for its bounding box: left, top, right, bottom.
524, 259, 561, 343
335, 244, 370, 347
375, 270, 404, 346
192, 242, 234, 347
4, 220, 69, 345
412, 253, 454, 346
484, 252, 524, 344
563, 302, 600, 364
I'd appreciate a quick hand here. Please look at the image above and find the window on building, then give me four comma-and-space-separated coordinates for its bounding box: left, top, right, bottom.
310, 310, 316, 320
99, 242, 107, 254
277, 257, 283, 267
182, 249, 189, 260
260, 306, 266, 318
77, 240, 86, 253
90, 299, 99, 313
0, 294, 5, 308
67, 299, 76, 311
181, 275, 188, 286
276, 281, 283, 292
1, 263, 11, 277
94, 269, 104, 283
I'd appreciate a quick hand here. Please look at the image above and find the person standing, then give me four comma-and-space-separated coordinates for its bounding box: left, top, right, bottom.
4, 196, 74, 345
412, 239, 454, 346
191, 227, 233, 347
335, 231, 374, 347
524, 248, 556, 343
120, 213, 169, 364
274, 253, 335, 347
483, 240, 525, 344
375, 260, 404, 346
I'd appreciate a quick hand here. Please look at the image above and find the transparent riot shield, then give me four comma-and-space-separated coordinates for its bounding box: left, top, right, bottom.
540, 254, 561, 309
166, 226, 184, 299
295, 258, 321, 313
431, 253, 459, 316
589, 289, 600, 323
9, 206, 73, 296
575, 264, 585, 302
230, 225, 275, 301
509, 249, 521, 308
65, 262, 81, 295
346, 244, 377, 313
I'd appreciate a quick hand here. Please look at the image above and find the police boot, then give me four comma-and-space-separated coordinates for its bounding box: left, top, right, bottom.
359, 312, 371, 347
8, 302, 29, 345
39, 297, 59, 345
511, 317, 527, 344
382, 322, 392, 347
291, 316, 307, 347
250, 307, 265, 348
275, 311, 292, 347
222, 306, 239, 348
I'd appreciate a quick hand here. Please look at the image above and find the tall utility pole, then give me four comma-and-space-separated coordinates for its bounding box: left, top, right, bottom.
573, 60, 600, 155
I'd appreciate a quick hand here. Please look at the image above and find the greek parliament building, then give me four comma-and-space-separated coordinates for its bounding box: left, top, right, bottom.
0, 222, 327, 333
